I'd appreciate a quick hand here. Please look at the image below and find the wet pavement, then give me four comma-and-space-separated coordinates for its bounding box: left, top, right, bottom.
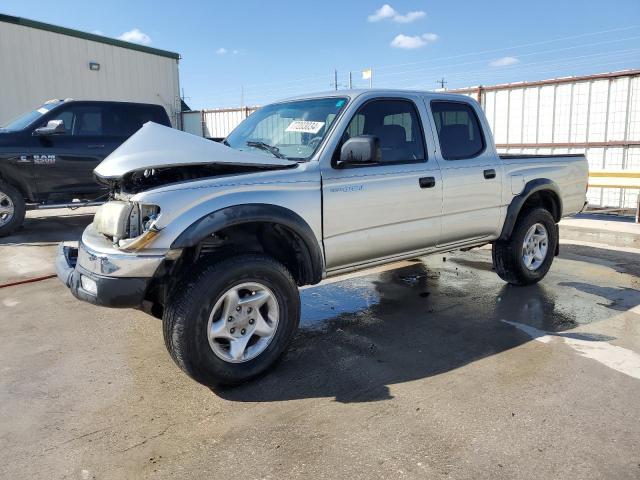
1, 210, 639, 479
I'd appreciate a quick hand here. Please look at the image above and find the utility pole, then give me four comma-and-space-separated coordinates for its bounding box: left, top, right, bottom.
436, 77, 447, 90
334, 69, 338, 91
348, 71, 352, 89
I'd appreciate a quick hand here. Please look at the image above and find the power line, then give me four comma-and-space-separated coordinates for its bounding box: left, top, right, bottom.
194, 30, 640, 107
385, 47, 640, 88
355, 25, 640, 72
194, 26, 640, 101
368, 35, 640, 82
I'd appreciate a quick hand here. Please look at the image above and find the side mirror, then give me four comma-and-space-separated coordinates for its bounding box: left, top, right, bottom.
337, 135, 381, 167
33, 119, 66, 136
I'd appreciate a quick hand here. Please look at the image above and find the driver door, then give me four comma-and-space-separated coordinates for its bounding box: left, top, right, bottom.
29, 104, 113, 199
321, 97, 442, 271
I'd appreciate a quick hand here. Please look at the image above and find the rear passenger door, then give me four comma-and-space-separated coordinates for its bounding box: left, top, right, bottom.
321, 97, 442, 270
428, 100, 503, 245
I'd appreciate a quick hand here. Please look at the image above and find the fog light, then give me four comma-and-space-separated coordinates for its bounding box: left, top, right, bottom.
80, 275, 98, 295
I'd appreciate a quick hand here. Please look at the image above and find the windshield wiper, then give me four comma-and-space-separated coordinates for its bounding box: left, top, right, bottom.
246, 141, 286, 159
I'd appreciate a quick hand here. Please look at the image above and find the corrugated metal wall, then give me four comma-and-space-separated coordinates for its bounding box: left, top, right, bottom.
182, 107, 258, 138
456, 70, 640, 209
0, 20, 181, 127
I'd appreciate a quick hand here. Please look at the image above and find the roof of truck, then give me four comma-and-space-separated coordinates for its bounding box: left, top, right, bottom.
281, 89, 475, 103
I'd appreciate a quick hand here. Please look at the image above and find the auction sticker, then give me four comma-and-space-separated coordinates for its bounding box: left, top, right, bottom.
286, 120, 325, 134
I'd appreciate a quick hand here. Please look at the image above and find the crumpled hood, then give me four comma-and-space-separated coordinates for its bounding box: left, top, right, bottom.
94, 122, 296, 179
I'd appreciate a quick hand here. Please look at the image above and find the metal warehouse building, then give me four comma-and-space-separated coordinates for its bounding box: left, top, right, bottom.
0, 14, 181, 127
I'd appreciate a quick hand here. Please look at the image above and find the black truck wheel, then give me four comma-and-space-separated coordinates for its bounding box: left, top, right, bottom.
492, 208, 558, 286
0, 182, 26, 237
163, 254, 300, 386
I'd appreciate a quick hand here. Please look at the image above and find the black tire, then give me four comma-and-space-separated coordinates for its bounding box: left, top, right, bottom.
163, 253, 300, 386
0, 182, 26, 237
492, 208, 557, 286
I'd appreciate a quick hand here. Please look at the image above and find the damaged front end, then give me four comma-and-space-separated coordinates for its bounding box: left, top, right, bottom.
90, 122, 298, 249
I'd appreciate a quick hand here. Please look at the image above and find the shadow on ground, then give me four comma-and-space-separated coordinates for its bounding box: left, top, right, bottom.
559, 244, 640, 277
0, 213, 93, 245
214, 262, 584, 404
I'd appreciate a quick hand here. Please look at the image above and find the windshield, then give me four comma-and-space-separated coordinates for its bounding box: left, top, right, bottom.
0, 103, 61, 132
225, 97, 348, 160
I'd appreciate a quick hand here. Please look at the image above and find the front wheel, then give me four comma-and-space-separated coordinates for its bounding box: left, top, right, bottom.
492, 208, 558, 285
163, 254, 300, 386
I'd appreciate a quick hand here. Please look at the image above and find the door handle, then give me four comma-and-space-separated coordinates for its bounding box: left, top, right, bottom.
483, 169, 496, 179
419, 176, 436, 188
87, 144, 105, 149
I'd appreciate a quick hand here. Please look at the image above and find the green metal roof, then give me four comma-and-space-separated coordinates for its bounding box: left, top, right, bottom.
0, 13, 180, 60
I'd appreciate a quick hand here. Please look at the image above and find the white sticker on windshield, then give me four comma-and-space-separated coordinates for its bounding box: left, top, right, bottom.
37, 107, 48, 114
285, 120, 325, 134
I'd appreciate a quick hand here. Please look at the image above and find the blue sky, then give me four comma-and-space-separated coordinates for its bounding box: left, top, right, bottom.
2, 0, 639, 108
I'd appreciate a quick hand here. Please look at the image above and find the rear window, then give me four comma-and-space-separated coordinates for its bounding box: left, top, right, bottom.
431, 101, 485, 160
105, 105, 168, 137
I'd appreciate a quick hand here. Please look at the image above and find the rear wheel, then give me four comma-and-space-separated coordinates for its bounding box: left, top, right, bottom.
163, 254, 300, 386
0, 182, 26, 237
492, 208, 557, 285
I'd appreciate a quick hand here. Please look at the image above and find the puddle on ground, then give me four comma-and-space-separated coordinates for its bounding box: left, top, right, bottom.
300, 276, 380, 329
296, 250, 629, 335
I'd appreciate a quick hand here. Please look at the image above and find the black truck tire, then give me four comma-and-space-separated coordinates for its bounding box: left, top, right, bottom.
163, 253, 300, 386
0, 182, 26, 237
492, 208, 557, 286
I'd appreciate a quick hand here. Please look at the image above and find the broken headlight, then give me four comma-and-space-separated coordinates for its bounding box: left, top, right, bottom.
93, 201, 161, 250
118, 203, 161, 251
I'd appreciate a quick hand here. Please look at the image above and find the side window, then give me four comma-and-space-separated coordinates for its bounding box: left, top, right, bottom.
338, 99, 426, 164
105, 105, 161, 138
431, 101, 485, 160
48, 111, 74, 135
44, 106, 104, 136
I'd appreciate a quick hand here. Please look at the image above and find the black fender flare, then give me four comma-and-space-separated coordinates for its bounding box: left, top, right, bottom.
171, 203, 324, 284
499, 178, 562, 241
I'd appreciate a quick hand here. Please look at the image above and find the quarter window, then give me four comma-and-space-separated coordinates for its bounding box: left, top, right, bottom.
105, 105, 166, 137
431, 101, 485, 160
338, 99, 426, 164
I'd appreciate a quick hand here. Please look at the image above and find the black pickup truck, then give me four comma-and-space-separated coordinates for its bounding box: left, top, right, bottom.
0, 99, 171, 236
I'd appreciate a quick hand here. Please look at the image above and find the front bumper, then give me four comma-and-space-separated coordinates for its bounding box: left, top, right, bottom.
55, 240, 164, 308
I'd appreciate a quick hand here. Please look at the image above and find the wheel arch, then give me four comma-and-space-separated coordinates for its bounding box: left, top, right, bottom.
499, 179, 562, 241
0, 165, 35, 202
170, 203, 324, 286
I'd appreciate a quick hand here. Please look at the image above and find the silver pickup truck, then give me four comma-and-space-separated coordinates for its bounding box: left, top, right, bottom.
56, 90, 588, 385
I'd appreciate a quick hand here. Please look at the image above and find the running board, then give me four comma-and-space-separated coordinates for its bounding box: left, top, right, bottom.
26, 201, 104, 210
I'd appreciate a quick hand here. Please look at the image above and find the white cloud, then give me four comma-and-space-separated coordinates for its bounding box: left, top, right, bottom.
92, 30, 104, 36
216, 48, 240, 55
368, 4, 397, 21
118, 28, 151, 45
490, 56, 519, 67
368, 4, 425, 23
390, 33, 438, 49
394, 11, 426, 23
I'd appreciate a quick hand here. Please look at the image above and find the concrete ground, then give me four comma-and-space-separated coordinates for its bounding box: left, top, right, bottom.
1, 209, 639, 479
